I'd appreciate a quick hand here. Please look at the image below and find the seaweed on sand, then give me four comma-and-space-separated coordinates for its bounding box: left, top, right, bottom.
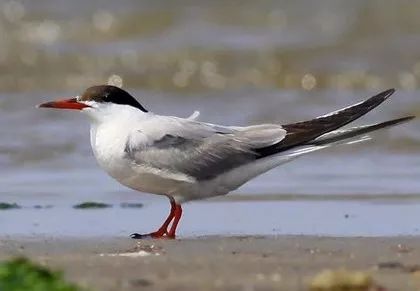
0, 257, 86, 291
0, 203, 21, 210
73, 202, 112, 209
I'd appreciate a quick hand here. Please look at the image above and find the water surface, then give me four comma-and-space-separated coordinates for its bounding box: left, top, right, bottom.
0, 0, 419, 237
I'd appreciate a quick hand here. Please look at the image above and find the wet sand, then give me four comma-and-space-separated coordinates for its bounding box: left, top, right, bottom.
1, 236, 420, 290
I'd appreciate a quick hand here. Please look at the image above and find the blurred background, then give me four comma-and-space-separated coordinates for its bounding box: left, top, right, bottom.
0, 0, 419, 236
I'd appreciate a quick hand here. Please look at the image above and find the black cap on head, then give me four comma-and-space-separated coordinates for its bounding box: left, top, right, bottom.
80, 85, 147, 112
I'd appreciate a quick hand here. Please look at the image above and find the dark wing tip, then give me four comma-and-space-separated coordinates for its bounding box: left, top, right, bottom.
255, 89, 402, 158
369, 115, 415, 129
394, 115, 415, 123
366, 88, 395, 106
382, 88, 396, 97
345, 88, 396, 118
309, 115, 415, 146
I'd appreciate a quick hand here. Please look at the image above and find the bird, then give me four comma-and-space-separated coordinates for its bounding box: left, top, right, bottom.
38, 86, 414, 239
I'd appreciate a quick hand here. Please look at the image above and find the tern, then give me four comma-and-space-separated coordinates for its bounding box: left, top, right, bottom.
38, 86, 414, 239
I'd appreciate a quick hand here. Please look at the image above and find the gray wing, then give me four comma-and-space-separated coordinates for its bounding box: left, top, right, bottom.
124, 116, 286, 181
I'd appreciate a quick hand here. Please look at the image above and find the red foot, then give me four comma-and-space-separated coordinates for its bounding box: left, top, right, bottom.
130, 197, 182, 240
130, 232, 175, 239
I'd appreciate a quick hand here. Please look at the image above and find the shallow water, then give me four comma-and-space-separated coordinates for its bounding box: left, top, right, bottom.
0, 1, 420, 237
1, 200, 420, 237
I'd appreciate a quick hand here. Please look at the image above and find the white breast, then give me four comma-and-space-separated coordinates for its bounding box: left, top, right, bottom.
90, 121, 131, 180
90, 120, 194, 197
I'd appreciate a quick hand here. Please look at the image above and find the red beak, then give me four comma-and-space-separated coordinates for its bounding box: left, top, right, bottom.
37, 98, 90, 110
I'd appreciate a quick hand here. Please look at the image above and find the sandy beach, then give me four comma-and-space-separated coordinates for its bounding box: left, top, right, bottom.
1, 236, 419, 290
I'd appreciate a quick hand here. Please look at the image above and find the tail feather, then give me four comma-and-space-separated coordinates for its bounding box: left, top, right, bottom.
310, 116, 415, 146
256, 89, 399, 158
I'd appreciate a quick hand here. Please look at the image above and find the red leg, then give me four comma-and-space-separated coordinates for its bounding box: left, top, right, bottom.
167, 204, 182, 239
130, 197, 183, 239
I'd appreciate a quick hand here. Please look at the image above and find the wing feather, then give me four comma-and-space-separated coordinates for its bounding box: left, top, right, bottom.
124, 116, 286, 181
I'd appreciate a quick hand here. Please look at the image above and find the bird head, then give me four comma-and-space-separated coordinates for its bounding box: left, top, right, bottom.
38, 85, 148, 115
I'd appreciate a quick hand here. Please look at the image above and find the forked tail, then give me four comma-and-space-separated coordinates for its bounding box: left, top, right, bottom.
256, 89, 414, 158
309, 116, 414, 146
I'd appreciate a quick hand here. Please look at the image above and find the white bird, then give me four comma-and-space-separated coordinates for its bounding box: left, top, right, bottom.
38, 86, 414, 239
